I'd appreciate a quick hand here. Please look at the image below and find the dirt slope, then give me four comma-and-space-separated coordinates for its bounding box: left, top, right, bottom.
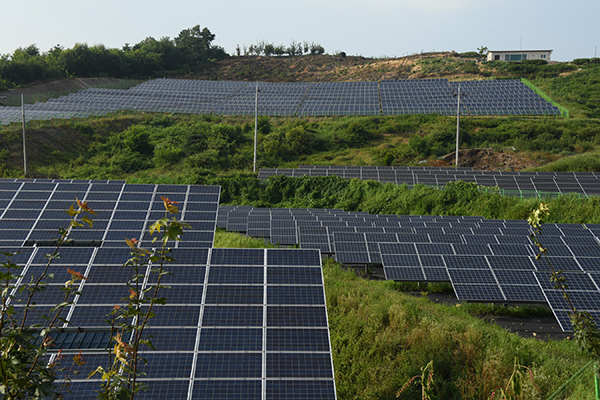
437, 148, 541, 170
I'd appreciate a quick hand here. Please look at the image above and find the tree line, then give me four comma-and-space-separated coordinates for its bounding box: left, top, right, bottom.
0, 25, 229, 91
0, 25, 328, 92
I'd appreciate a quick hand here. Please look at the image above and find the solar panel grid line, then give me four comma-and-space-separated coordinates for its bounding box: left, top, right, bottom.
62, 246, 101, 326
6, 246, 38, 304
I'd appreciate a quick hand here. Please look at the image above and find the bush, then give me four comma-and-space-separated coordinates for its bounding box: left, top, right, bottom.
153, 143, 185, 167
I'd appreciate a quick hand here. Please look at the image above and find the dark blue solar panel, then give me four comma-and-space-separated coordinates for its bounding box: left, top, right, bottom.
453, 284, 505, 301
487, 255, 535, 270
267, 328, 330, 352
419, 254, 445, 267
193, 380, 262, 400
416, 243, 454, 255
208, 266, 264, 284
138, 353, 193, 378
202, 305, 263, 327
385, 266, 425, 281
205, 286, 263, 304
267, 249, 321, 266
266, 353, 333, 378
210, 248, 264, 265
142, 305, 201, 327
423, 267, 450, 281
195, 353, 262, 378
267, 306, 328, 327
379, 243, 416, 254
197, 328, 262, 351
138, 328, 197, 351
501, 285, 546, 302
268, 286, 324, 305
448, 269, 496, 284
267, 267, 322, 285
453, 243, 492, 255
493, 269, 537, 285
443, 255, 488, 269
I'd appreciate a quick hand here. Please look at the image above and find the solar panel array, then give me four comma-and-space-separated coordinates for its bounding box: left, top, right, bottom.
218, 205, 600, 332
0, 78, 560, 125
0, 179, 219, 248
258, 166, 600, 197
1, 179, 337, 400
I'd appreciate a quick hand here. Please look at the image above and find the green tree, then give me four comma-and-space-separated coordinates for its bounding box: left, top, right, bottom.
174, 25, 227, 64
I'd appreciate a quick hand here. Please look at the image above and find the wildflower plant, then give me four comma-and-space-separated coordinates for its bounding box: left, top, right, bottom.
528, 202, 600, 359
91, 196, 190, 399
0, 199, 95, 399
488, 358, 541, 400
396, 360, 435, 400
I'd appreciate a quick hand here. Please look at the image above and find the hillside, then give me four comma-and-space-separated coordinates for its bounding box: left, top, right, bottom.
1, 53, 599, 179
186, 52, 487, 82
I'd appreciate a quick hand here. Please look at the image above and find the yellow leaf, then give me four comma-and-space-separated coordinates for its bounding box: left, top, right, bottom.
87, 366, 105, 379
66, 205, 77, 217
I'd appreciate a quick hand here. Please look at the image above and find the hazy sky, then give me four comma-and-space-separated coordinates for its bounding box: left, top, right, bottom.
1, 0, 597, 61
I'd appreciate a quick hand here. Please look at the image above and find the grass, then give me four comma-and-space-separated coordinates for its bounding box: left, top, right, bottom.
213, 228, 276, 248
528, 150, 600, 172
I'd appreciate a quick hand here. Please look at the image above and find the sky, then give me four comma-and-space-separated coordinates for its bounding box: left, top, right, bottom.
1, 0, 598, 62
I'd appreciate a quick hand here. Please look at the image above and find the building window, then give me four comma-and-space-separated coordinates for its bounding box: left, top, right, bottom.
494, 55, 500, 61
508, 54, 528, 61
541, 54, 547, 59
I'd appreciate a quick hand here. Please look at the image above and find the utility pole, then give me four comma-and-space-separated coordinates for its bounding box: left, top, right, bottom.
21, 94, 27, 176
455, 84, 461, 167
253, 82, 259, 173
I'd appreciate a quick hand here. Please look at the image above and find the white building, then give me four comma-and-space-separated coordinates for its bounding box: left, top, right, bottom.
487, 50, 552, 62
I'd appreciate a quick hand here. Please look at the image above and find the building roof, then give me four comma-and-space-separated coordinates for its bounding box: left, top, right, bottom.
488, 50, 553, 53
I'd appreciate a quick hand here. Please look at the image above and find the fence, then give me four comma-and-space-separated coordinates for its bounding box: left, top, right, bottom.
521, 77, 570, 119
547, 360, 599, 400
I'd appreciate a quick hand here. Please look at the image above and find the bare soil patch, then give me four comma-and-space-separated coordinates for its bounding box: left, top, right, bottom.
436, 148, 541, 171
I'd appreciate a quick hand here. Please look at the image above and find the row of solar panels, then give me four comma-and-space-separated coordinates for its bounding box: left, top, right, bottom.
0, 181, 220, 248
0, 78, 560, 124
258, 166, 600, 196
217, 205, 600, 331
0, 180, 338, 400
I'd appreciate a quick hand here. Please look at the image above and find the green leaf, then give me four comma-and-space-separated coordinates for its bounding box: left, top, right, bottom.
149, 218, 169, 234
